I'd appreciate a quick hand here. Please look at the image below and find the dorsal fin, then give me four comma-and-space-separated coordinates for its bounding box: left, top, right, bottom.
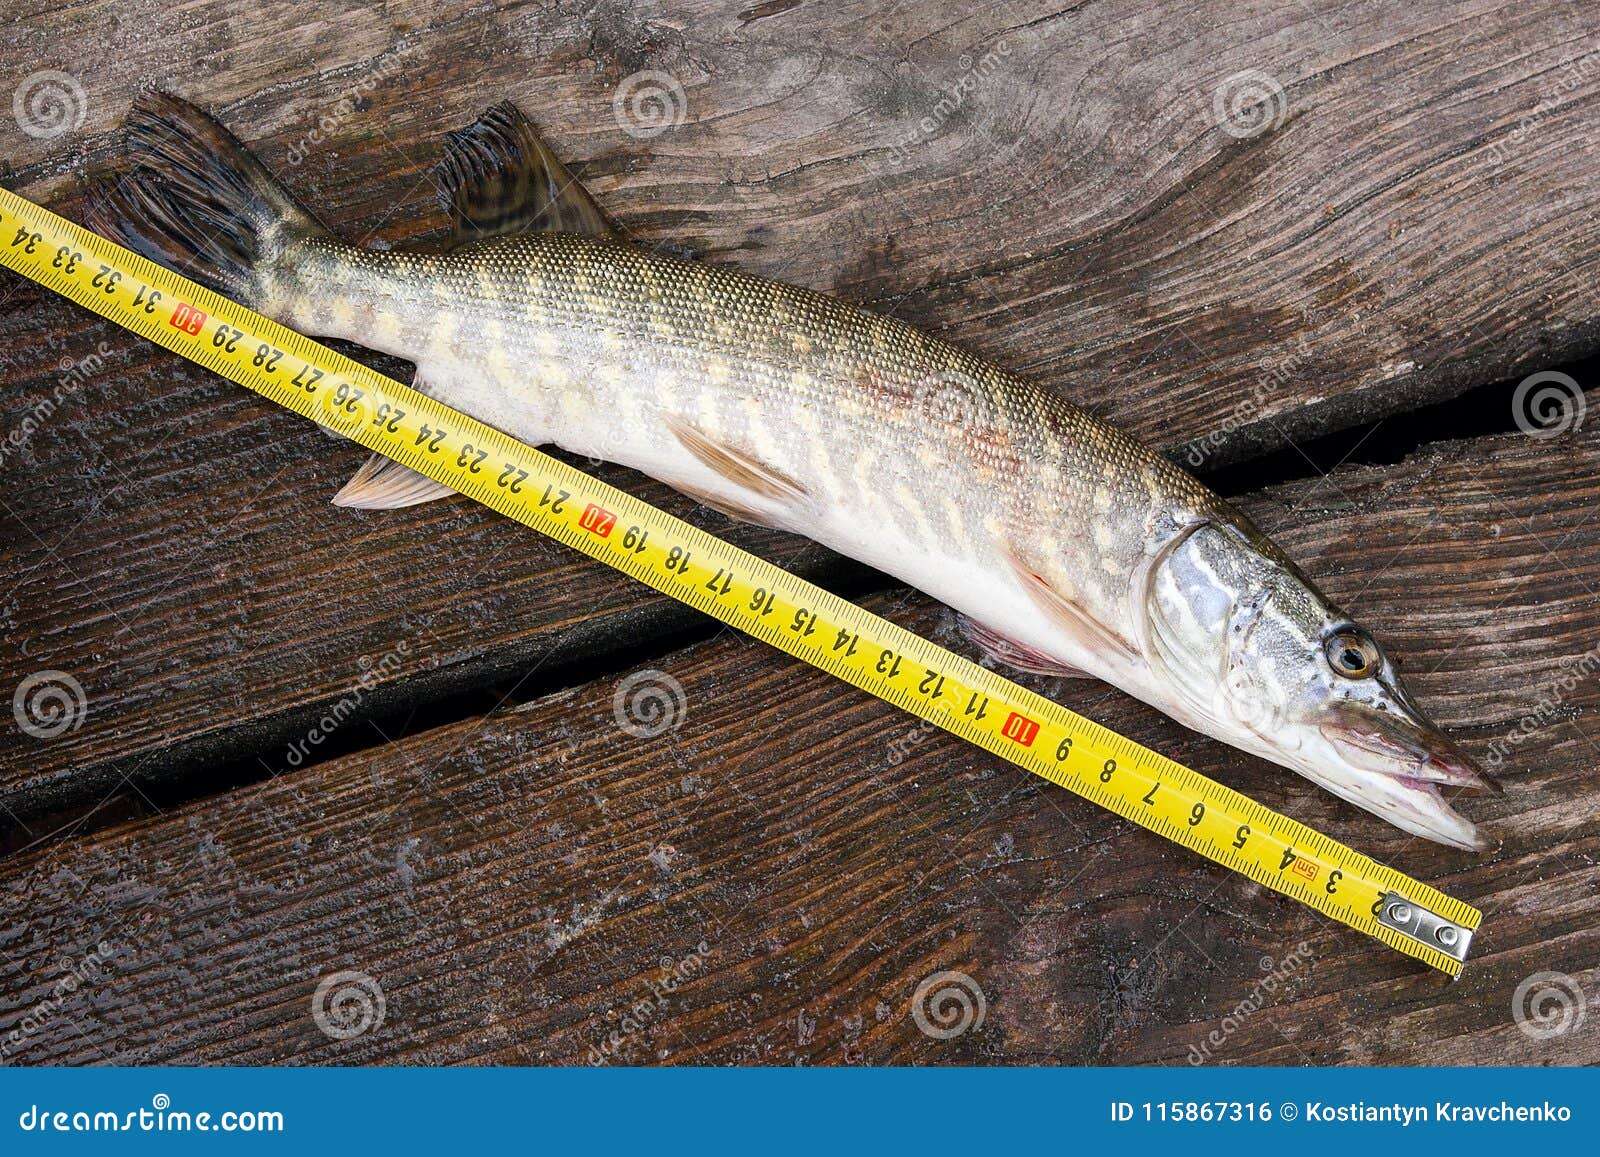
437, 102, 621, 243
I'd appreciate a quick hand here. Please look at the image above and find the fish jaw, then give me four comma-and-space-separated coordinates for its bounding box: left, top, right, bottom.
1317, 708, 1502, 794
1286, 729, 1492, 851
1204, 682, 1496, 851
1081, 664, 1491, 851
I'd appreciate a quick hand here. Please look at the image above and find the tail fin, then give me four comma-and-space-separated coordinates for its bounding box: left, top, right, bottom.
84, 91, 328, 306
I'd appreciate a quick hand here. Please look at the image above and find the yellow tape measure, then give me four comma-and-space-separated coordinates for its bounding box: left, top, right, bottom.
0, 185, 1481, 974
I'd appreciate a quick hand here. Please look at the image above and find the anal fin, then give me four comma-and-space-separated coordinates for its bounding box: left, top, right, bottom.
333, 453, 457, 510
957, 615, 1095, 679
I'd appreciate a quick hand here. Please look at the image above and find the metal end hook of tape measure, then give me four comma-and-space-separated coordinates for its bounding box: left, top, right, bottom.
1376, 891, 1473, 967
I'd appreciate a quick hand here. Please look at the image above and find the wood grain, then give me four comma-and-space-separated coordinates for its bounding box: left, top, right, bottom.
6, 0, 1600, 832
3, 421, 1595, 1065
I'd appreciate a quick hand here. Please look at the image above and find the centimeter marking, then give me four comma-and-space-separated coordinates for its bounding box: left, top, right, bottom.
0, 185, 1480, 974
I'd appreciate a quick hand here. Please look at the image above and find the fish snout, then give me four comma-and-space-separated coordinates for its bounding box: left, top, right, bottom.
1307, 702, 1499, 851
1417, 738, 1504, 797
1318, 706, 1499, 794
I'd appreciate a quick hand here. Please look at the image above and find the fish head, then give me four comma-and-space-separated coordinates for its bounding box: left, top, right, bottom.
1145, 519, 1497, 850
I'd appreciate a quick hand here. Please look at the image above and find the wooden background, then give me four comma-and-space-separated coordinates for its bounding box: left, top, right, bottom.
1, 0, 1596, 1064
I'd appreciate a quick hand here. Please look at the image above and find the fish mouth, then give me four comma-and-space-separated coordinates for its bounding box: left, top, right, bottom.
1313, 706, 1500, 851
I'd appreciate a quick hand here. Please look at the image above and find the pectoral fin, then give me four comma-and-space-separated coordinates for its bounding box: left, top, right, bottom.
957, 615, 1095, 679
333, 453, 456, 509
1001, 545, 1142, 669
439, 103, 621, 242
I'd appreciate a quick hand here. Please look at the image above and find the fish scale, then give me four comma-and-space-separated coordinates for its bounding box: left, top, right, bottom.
281, 231, 1213, 630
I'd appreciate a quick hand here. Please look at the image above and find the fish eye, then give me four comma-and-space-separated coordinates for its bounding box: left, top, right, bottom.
1323, 627, 1380, 679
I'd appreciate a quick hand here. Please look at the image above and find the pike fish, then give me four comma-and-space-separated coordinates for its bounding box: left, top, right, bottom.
91, 94, 1500, 848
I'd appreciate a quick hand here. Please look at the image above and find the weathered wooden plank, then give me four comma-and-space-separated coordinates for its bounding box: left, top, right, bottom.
5, 0, 1600, 830
2, 422, 1594, 1065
